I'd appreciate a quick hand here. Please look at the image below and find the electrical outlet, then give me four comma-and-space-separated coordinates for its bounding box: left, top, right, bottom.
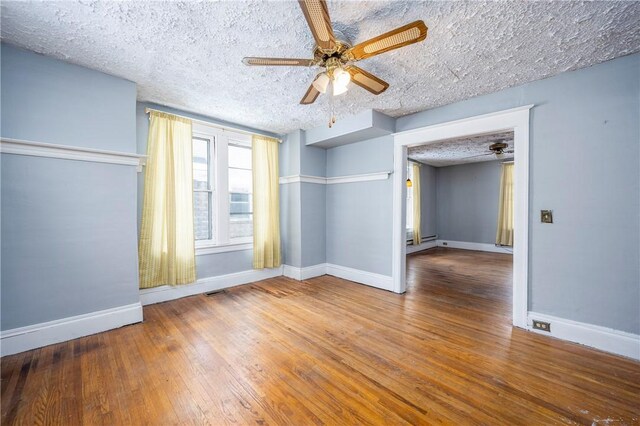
541, 210, 553, 223
532, 320, 551, 332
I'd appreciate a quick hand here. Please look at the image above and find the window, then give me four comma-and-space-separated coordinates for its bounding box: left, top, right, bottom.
228, 144, 253, 240
406, 162, 414, 240
192, 122, 253, 252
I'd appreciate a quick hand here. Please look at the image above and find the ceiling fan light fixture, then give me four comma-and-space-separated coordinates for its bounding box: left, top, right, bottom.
331, 67, 350, 96
332, 80, 348, 96
333, 67, 351, 87
312, 72, 330, 94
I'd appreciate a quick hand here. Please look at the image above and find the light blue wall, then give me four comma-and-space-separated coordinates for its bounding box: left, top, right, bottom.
436, 161, 502, 244
397, 53, 640, 333
1, 157, 140, 330
136, 102, 281, 278
279, 129, 326, 268
1, 44, 139, 330
1, 44, 136, 152
326, 135, 394, 275
279, 130, 303, 267
300, 183, 326, 267
299, 135, 327, 267
419, 164, 437, 238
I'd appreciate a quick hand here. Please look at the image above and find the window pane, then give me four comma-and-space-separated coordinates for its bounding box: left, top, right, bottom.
229, 163, 252, 241
229, 145, 251, 169
194, 192, 211, 240
193, 137, 210, 190
229, 168, 252, 194
230, 218, 253, 240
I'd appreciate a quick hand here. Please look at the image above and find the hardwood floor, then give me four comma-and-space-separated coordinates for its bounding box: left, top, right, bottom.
2, 248, 639, 425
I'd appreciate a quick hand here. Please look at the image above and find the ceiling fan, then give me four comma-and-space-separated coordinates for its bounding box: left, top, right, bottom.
460, 141, 514, 160
242, 0, 428, 117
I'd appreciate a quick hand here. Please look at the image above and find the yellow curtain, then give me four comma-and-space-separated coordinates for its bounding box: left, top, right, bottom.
496, 163, 515, 246
412, 162, 422, 245
139, 111, 196, 288
252, 135, 281, 269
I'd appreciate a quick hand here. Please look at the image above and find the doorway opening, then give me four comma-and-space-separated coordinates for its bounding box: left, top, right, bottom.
404, 131, 516, 324
391, 105, 532, 328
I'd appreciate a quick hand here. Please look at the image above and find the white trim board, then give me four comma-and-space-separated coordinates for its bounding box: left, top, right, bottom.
392, 105, 532, 329
0, 137, 145, 168
283, 264, 327, 281
279, 175, 327, 185
527, 312, 640, 361
325, 263, 394, 292
436, 240, 513, 254
279, 171, 391, 185
406, 240, 437, 254
283, 263, 393, 292
139, 267, 283, 306
0, 303, 143, 357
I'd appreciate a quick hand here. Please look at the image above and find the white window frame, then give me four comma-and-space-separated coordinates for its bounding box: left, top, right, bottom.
192, 122, 253, 255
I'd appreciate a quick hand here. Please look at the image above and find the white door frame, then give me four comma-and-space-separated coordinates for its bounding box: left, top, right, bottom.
391, 105, 533, 328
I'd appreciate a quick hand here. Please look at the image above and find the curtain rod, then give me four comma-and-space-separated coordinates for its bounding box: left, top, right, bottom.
502, 160, 514, 164
144, 107, 282, 143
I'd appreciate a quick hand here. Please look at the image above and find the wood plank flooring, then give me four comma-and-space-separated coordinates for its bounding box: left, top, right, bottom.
2, 248, 639, 425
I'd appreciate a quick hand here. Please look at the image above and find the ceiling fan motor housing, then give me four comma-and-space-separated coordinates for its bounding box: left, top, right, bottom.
313, 30, 352, 66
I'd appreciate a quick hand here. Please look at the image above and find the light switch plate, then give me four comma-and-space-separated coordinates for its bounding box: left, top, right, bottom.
541, 210, 553, 223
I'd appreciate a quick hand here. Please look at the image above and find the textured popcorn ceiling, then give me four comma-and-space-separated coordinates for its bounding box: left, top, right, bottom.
1, 1, 639, 135
409, 131, 514, 167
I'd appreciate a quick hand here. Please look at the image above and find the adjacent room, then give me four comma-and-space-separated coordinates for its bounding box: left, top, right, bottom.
1, 1, 639, 424
405, 132, 515, 324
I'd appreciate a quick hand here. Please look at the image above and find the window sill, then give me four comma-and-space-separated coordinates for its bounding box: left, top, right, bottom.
196, 241, 252, 256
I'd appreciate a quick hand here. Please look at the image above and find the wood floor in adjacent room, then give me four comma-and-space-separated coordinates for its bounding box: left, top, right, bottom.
2, 248, 639, 425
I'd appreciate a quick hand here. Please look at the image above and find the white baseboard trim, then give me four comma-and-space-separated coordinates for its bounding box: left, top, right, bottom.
527, 312, 640, 361
436, 239, 513, 254
139, 266, 283, 306
283, 264, 327, 281
325, 263, 394, 292
0, 303, 143, 357
406, 240, 437, 254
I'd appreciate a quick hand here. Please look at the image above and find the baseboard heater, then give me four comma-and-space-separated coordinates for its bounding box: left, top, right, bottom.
407, 235, 437, 245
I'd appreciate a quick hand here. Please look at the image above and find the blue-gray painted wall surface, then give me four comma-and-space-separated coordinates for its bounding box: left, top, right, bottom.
395, 53, 639, 333
419, 164, 437, 238
1, 44, 136, 152
436, 161, 502, 244
1, 157, 140, 330
1, 44, 139, 330
279, 129, 326, 268
300, 183, 326, 267
326, 136, 394, 275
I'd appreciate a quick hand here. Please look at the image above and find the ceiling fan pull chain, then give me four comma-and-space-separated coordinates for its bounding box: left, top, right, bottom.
329, 91, 336, 127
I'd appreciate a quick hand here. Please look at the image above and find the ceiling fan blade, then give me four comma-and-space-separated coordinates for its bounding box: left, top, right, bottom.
300, 83, 320, 105
298, 0, 336, 51
459, 152, 495, 160
242, 57, 315, 66
345, 20, 428, 61
346, 66, 389, 95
